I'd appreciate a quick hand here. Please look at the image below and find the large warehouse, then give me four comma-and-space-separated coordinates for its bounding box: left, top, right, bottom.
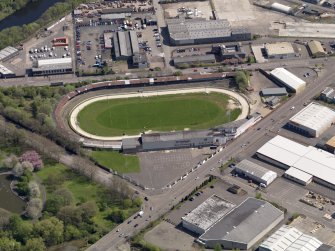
269, 68, 306, 93
182, 195, 235, 235
234, 159, 277, 186
288, 102, 335, 137
259, 225, 323, 251
167, 18, 251, 45
198, 198, 284, 250
265, 42, 295, 59
256, 135, 335, 189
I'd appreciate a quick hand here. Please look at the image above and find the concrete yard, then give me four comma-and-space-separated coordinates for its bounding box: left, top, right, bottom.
290, 216, 335, 245
163, 1, 213, 20
125, 148, 212, 189
274, 22, 335, 38
213, 0, 295, 35
144, 221, 201, 251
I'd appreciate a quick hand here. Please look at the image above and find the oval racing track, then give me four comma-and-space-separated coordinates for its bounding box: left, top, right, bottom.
68, 87, 250, 141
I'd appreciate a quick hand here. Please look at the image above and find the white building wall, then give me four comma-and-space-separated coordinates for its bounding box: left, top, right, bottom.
182, 219, 206, 235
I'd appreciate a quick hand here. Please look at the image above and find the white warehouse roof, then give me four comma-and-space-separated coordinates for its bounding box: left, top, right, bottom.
235, 159, 277, 185
270, 68, 306, 92
257, 135, 335, 187
271, 2, 292, 14
259, 225, 322, 251
289, 102, 335, 134
265, 42, 294, 56
285, 167, 313, 183
37, 57, 72, 67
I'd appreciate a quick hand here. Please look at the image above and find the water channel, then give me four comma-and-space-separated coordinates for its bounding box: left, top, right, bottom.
0, 0, 63, 31
0, 174, 26, 214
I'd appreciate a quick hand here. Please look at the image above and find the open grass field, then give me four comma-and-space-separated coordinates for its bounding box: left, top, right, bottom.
91, 151, 140, 174
76, 93, 241, 137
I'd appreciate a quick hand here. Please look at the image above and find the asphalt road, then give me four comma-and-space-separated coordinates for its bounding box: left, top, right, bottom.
87, 59, 335, 250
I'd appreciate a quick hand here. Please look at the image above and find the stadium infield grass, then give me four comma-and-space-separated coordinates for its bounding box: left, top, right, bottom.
76, 93, 241, 137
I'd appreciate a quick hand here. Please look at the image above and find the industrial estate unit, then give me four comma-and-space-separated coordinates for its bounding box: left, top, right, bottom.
287, 102, 335, 137
256, 135, 335, 189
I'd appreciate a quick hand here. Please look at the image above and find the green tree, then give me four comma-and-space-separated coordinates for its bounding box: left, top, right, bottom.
57, 206, 82, 226
34, 217, 64, 246
78, 201, 98, 222
8, 215, 33, 243
214, 243, 222, 251
23, 237, 46, 251
0, 237, 21, 251
107, 209, 127, 223
235, 71, 249, 91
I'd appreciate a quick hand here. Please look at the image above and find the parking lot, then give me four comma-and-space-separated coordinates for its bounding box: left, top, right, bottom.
125, 148, 212, 190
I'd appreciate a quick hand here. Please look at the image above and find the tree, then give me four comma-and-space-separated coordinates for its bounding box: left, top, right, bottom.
214, 243, 222, 251
21, 161, 34, 172
23, 237, 46, 251
57, 206, 82, 227
64, 225, 82, 241
8, 215, 33, 243
0, 209, 11, 229
20, 151, 43, 171
2, 154, 18, 169
107, 209, 127, 223
54, 188, 73, 206
235, 71, 249, 91
28, 181, 41, 198
78, 201, 98, 222
26, 198, 43, 220
12, 162, 24, 177
0, 237, 21, 251
34, 217, 64, 246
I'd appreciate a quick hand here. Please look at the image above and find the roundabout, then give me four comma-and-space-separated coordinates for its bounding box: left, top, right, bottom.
68, 88, 250, 141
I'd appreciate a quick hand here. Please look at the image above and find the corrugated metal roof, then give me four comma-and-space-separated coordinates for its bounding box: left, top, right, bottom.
260, 225, 322, 251
289, 102, 335, 133
257, 135, 335, 186
235, 159, 277, 183
308, 40, 326, 55
37, 57, 72, 67
270, 68, 306, 92
285, 167, 313, 183
261, 87, 288, 96
265, 42, 295, 56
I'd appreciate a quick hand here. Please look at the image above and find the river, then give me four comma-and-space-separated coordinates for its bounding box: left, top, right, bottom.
0, 0, 63, 31
0, 174, 26, 214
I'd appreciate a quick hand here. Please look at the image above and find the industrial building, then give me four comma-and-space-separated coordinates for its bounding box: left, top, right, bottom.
122, 113, 262, 153
271, 2, 293, 14
132, 53, 149, 68
218, 44, 246, 60
287, 102, 335, 137
259, 225, 323, 251
234, 159, 277, 186
269, 68, 306, 93
256, 135, 335, 189
261, 88, 288, 97
265, 42, 295, 59
325, 136, 335, 153
100, 13, 130, 21
218, 112, 262, 140
141, 130, 225, 152
31, 58, 73, 76
320, 87, 335, 103
308, 40, 326, 58
173, 54, 216, 67
182, 195, 235, 235
198, 198, 284, 250
0, 64, 15, 78
167, 18, 251, 46
284, 167, 313, 185
113, 31, 139, 60
0, 46, 19, 62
